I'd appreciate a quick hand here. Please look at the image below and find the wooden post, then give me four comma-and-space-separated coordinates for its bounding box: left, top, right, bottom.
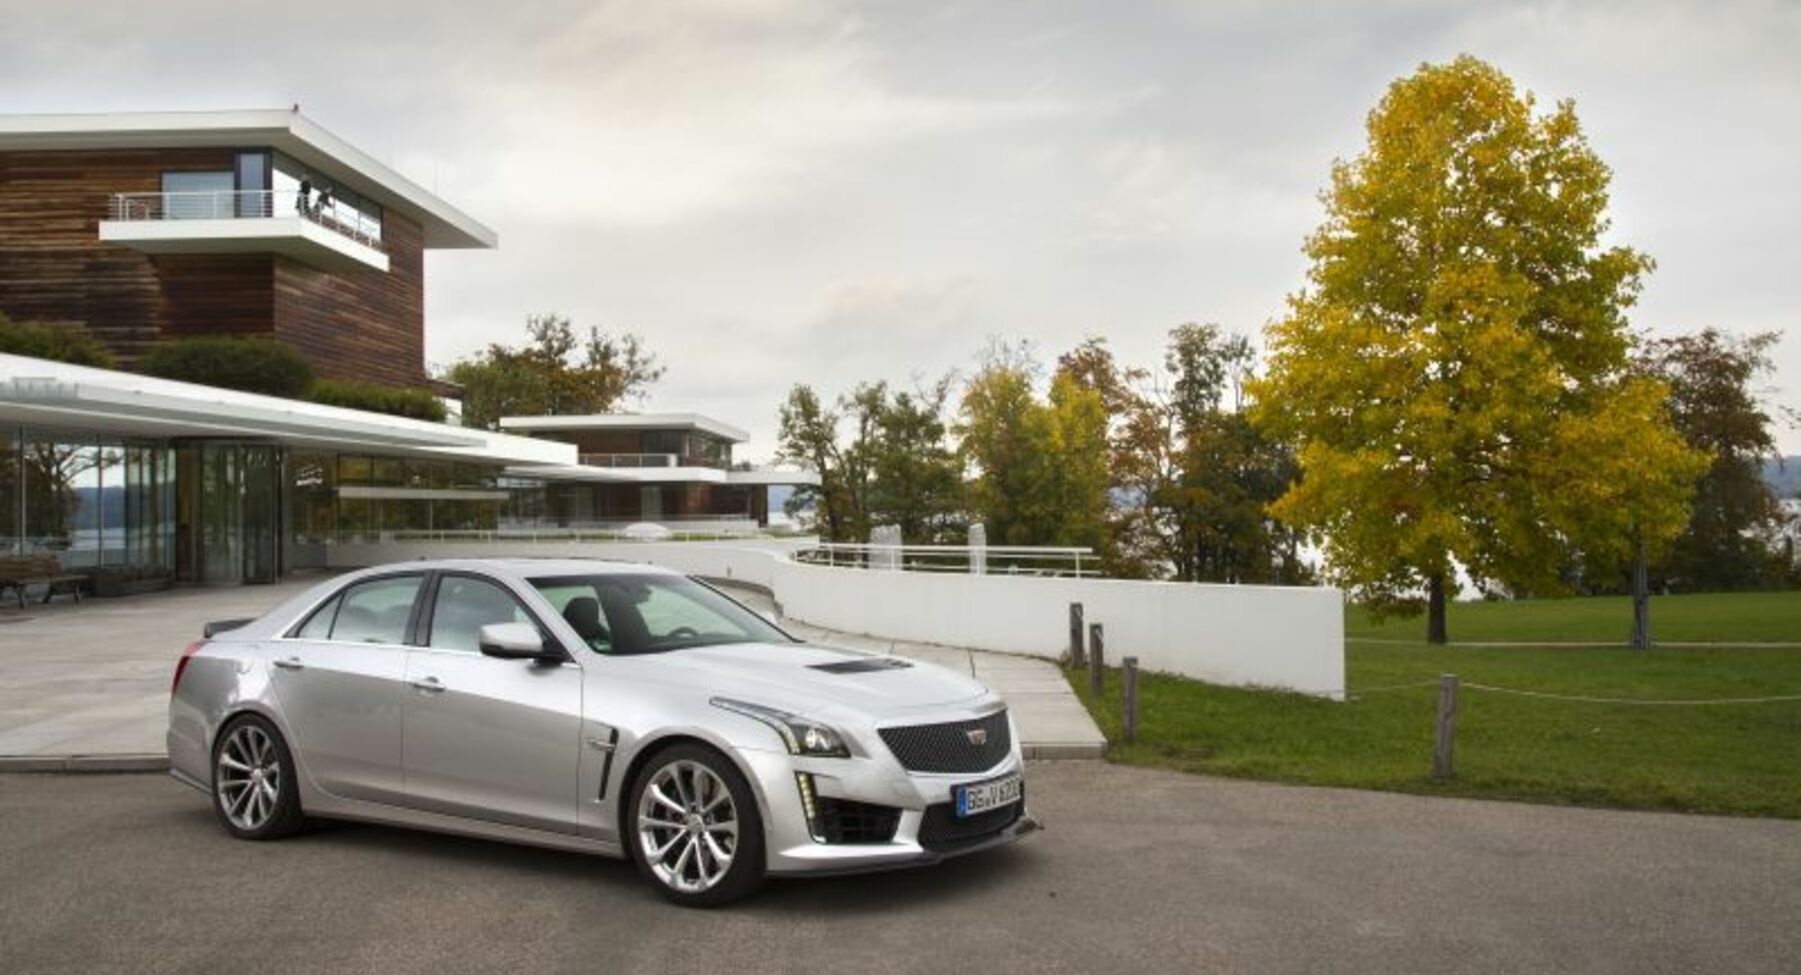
1088, 623, 1105, 696
1122, 656, 1139, 744
1068, 603, 1086, 667
1432, 674, 1459, 779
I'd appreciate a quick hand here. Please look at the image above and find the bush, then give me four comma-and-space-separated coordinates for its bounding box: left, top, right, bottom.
311, 378, 447, 422
136, 336, 314, 398
0, 314, 118, 368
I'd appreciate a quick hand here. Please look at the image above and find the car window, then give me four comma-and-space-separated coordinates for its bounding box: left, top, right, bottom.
428, 575, 536, 653
528, 573, 791, 655
293, 594, 340, 639
330, 575, 423, 645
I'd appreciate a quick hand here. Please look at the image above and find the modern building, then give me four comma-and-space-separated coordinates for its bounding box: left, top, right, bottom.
0, 110, 813, 587
0, 108, 491, 388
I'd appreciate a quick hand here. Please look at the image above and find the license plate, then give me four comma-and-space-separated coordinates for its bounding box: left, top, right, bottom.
953, 772, 1022, 818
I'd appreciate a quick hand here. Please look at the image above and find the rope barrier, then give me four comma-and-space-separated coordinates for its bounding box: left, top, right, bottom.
1346, 680, 1442, 699
1460, 682, 1801, 706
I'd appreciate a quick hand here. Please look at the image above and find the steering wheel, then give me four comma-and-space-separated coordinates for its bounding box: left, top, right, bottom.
668, 626, 700, 639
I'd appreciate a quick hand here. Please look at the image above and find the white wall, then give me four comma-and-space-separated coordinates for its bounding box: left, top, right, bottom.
326, 539, 1345, 698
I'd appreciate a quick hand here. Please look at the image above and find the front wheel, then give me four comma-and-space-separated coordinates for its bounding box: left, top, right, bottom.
627, 744, 765, 907
210, 714, 306, 840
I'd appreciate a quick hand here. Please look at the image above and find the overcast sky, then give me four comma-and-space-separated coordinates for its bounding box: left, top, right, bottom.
4, 0, 1798, 457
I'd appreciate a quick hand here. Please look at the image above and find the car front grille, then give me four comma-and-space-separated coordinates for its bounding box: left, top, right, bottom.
917, 795, 1025, 854
815, 797, 901, 844
877, 709, 1012, 774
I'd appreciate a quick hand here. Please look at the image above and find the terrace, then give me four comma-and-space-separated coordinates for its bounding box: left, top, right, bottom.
101, 187, 389, 272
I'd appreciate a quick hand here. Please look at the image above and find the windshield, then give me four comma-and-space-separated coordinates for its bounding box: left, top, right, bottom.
529, 573, 795, 655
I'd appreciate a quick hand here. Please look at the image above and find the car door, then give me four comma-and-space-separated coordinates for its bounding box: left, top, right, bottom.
267, 573, 421, 805
400, 572, 584, 834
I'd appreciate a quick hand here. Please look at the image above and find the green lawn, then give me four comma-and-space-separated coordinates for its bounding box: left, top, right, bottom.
1346, 589, 1801, 644
1067, 627, 1801, 818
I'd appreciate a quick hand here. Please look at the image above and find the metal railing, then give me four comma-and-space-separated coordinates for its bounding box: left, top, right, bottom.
792, 542, 1100, 578
577, 453, 680, 468
106, 190, 385, 251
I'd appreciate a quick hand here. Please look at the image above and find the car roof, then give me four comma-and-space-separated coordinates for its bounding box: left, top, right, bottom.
367, 557, 683, 581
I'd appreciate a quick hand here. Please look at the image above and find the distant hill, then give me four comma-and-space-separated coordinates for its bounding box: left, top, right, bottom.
1764, 456, 1801, 499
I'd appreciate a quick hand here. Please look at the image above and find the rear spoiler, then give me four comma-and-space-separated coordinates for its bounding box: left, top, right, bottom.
202, 618, 255, 638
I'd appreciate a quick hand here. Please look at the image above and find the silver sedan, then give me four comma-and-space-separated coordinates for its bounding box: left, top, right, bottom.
167, 559, 1035, 906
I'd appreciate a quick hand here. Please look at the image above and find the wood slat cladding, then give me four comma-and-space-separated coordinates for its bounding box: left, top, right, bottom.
0, 147, 430, 385
272, 211, 425, 387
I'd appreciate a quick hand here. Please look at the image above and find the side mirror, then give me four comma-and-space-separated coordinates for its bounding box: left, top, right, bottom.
759, 609, 780, 626
478, 622, 561, 662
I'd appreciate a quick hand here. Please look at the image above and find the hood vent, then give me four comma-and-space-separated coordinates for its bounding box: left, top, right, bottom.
809, 657, 914, 674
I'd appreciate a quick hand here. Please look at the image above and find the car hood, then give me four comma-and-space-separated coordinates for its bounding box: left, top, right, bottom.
632, 641, 988, 718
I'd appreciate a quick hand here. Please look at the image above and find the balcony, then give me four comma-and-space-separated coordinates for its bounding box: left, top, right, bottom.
578, 453, 680, 468
99, 190, 389, 272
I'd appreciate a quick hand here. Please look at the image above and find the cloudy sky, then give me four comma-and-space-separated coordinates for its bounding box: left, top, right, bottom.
4, 0, 1798, 456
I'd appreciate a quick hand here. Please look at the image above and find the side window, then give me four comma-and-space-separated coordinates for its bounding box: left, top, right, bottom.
330, 575, 424, 645
428, 575, 535, 653
293, 594, 340, 640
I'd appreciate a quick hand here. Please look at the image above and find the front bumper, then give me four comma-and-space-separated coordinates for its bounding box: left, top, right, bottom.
740, 745, 1038, 876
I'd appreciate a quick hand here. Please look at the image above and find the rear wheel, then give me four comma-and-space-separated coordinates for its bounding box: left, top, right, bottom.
627, 744, 765, 907
210, 715, 306, 840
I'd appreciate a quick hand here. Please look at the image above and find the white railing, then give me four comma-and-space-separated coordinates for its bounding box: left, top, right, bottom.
577, 453, 681, 468
793, 542, 1100, 578
106, 190, 384, 251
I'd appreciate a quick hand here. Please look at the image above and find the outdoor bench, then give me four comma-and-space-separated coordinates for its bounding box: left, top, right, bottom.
0, 554, 89, 608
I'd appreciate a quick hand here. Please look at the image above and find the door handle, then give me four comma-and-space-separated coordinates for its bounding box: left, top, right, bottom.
272, 656, 304, 671
409, 676, 446, 694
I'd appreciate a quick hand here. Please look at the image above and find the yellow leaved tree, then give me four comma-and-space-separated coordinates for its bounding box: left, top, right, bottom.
1250, 56, 1706, 644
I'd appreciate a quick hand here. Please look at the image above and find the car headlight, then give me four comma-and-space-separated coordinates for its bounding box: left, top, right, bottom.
711, 698, 851, 758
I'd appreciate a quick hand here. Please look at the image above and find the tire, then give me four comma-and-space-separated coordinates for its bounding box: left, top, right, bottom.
626, 743, 766, 907
210, 714, 306, 841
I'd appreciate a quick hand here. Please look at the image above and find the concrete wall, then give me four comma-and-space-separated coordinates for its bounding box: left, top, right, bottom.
326, 539, 1345, 698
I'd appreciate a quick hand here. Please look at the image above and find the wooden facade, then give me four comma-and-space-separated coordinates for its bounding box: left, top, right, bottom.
0, 148, 430, 387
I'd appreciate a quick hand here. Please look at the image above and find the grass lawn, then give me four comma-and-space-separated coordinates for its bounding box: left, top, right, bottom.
1066, 636, 1801, 819
1346, 589, 1801, 644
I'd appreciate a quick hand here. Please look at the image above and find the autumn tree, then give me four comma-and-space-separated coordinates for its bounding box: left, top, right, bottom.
1251, 56, 1706, 643
1636, 329, 1785, 590
447, 314, 662, 429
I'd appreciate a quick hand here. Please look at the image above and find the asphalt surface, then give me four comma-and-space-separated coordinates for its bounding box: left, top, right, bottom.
2, 763, 1796, 975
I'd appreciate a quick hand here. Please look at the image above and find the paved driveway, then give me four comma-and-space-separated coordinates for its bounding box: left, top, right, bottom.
0, 574, 1101, 762
2, 762, 1796, 975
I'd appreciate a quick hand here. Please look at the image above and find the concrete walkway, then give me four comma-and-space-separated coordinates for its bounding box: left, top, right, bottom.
0, 573, 1103, 766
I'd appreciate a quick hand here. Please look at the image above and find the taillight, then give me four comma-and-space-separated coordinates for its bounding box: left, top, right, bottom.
173, 640, 205, 695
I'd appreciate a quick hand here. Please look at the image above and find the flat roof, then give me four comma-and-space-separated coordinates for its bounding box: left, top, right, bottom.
498, 413, 751, 443
0, 109, 496, 249
0, 354, 569, 466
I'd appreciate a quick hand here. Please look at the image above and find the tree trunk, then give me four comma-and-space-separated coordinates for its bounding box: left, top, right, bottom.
1426, 570, 1448, 645
1629, 540, 1651, 651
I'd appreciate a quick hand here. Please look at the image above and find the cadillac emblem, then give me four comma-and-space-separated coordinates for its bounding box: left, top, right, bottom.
966, 727, 988, 746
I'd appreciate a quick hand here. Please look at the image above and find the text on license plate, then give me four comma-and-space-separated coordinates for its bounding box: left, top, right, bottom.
954, 773, 1022, 817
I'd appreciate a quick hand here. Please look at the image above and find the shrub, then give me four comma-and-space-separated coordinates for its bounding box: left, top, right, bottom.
136, 336, 315, 398
0, 314, 118, 368
311, 378, 447, 423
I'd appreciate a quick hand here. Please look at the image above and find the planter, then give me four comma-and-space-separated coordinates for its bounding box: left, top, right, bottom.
90, 570, 173, 598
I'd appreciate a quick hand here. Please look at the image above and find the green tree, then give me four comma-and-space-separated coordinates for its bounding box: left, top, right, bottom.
1250, 56, 1706, 643
446, 314, 661, 429
0, 313, 117, 368
1636, 329, 1784, 590
864, 378, 965, 543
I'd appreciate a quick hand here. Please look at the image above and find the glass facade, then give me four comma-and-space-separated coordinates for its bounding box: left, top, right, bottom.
0, 429, 176, 571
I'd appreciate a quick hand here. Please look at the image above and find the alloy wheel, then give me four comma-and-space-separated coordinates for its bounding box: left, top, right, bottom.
636, 759, 740, 894
216, 723, 282, 832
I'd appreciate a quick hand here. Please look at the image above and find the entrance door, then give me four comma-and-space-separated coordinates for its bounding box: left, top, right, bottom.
177, 443, 282, 585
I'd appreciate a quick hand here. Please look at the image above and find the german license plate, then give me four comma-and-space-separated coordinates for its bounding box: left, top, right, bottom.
953, 772, 1022, 818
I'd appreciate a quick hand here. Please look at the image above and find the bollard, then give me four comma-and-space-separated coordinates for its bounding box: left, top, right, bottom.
1088, 622, 1105, 696
1432, 674, 1459, 779
1068, 603, 1086, 668
1122, 656, 1139, 744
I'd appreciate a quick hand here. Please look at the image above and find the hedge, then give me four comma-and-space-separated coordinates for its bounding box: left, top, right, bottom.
0, 315, 118, 368
136, 336, 315, 398
310, 378, 447, 422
